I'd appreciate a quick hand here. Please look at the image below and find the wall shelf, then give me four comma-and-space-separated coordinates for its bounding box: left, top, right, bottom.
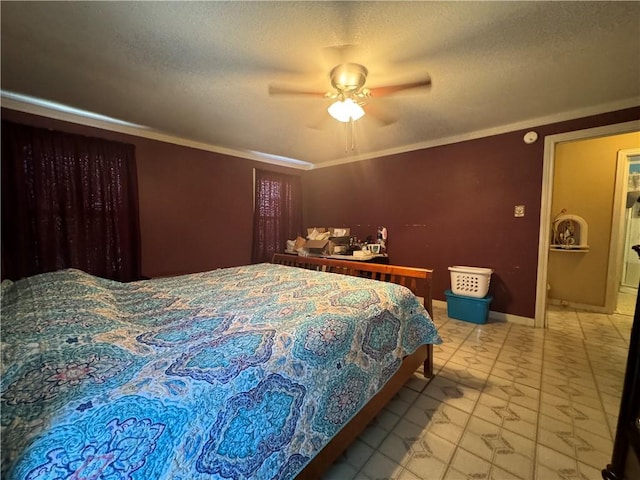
550, 245, 590, 252
551, 214, 589, 251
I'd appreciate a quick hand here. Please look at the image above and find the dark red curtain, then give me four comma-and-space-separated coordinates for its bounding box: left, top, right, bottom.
251, 169, 302, 264
1, 121, 141, 282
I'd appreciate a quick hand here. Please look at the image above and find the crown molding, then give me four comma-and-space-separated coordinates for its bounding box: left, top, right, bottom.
0, 93, 314, 171
3, 91, 637, 172
314, 97, 640, 169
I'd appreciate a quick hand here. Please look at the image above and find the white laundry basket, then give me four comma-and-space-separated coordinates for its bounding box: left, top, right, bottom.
448, 266, 493, 298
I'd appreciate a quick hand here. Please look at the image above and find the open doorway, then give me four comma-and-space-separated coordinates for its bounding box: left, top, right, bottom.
535, 121, 640, 328
617, 149, 640, 315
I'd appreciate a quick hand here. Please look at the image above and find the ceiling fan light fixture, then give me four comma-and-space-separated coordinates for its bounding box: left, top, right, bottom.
327, 98, 365, 122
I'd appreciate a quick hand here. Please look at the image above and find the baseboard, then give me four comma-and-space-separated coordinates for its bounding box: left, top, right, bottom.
488, 310, 535, 327
547, 298, 611, 314
433, 299, 535, 327
619, 285, 638, 295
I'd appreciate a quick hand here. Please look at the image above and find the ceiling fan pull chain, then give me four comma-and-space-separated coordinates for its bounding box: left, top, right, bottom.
351, 118, 356, 151
343, 121, 349, 152
343, 118, 356, 152
348, 118, 356, 151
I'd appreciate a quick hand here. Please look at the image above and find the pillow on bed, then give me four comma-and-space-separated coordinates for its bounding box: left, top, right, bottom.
1, 269, 122, 341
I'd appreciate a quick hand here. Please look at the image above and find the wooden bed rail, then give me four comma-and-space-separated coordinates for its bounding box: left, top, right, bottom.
271, 253, 433, 317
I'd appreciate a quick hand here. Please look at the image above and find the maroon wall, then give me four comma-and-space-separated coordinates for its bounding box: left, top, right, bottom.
1, 108, 302, 278
301, 107, 640, 318
4, 106, 638, 317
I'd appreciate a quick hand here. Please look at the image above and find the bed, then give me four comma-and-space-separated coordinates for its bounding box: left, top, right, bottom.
1, 256, 441, 480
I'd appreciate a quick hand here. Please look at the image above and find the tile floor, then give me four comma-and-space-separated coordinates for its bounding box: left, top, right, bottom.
323, 292, 636, 480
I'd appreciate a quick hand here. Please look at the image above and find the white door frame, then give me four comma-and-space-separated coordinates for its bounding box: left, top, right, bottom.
534, 120, 640, 328
616, 149, 640, 290
608, 148, 640, 307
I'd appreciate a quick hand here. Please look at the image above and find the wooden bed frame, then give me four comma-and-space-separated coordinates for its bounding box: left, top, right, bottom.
271, 253, 435, 479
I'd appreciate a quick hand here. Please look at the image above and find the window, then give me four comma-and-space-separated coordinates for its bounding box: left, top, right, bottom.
251, 169, 302, 264
1, 121, 141, 281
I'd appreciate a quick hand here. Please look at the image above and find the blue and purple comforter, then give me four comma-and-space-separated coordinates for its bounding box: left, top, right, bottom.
1, 263, 441, 479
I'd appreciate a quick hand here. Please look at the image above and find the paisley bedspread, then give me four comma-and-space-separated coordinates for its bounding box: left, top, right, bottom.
1, 263, 441, 480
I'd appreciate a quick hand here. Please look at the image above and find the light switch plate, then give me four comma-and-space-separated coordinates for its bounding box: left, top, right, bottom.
514, 205, 525, 217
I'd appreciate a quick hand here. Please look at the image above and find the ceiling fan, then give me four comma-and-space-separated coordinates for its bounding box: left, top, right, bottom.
268, 62, 432, 124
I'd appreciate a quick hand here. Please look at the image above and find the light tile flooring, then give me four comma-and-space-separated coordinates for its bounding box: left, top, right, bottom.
324, 293, 636, 480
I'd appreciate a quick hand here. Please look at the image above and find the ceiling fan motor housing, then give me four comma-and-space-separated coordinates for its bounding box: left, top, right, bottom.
330, 63, 368, 93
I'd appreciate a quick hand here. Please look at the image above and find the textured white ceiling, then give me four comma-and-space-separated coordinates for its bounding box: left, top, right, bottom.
2, 1, 639, 168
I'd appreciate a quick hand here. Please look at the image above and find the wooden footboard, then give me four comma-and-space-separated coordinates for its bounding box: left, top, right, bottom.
271, 253, 433, 315
271, 254, 437, 480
